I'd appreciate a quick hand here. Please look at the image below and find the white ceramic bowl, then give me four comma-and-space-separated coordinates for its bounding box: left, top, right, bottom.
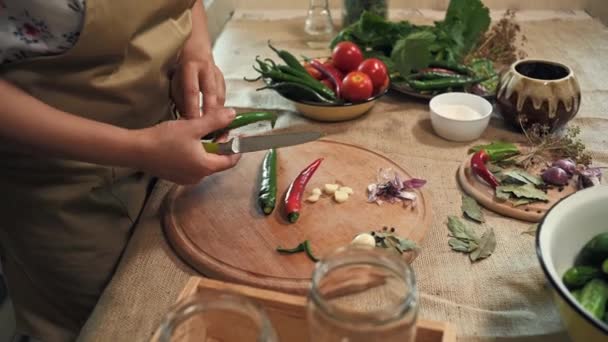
537, 185, 608, 342
429, 92, 493, 142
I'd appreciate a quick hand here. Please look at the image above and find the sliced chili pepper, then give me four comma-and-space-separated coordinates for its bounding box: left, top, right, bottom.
471, 150, 501, 188
276, 240, 319, 262
309, 59, 342, 99
268, 41, 310, 75
284, 158, 323, 223
258, 149, 277, 215
203, 111, 278, 140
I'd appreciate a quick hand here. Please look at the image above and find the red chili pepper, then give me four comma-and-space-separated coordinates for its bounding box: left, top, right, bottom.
310, 60, 342, 99
284, 158, 323, 223
471, 150, 500, 188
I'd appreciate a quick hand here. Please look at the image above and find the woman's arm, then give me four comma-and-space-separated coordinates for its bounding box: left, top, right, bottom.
0, 79, 239, 184
171, 0, 226, 118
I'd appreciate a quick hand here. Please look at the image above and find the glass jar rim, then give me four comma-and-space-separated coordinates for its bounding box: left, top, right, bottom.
309, 245, 417, 325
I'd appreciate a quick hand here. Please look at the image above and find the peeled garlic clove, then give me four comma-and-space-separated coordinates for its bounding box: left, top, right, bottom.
311, 188, 322, 195
324, 183, 339, 195
306, 194, 320, 203
351, 233, 376, 247
339, 186, 353, 195
334, 191, 349, 203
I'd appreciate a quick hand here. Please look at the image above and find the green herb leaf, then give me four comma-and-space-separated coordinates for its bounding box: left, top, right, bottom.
469, 141, 520, 162
461, 194, 485, 223
496, 184, 549, 201
391, 31, 436, 77
469, 227, 496, 262
502, 169, 544, 186
442, 0, 491, 59
447, 216, 480, 242
468, 58, 498, 95
521, 224, 538, 236
495, 187, 512, 201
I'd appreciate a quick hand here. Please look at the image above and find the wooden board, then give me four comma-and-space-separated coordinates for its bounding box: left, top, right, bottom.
163, 140, 432, 294
163, 276, 456, 342
457, 157, 577, 222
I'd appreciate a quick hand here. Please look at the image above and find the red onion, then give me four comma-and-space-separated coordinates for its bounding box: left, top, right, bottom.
578, 168, 603, 189
552, 159, 576, 175
542, 166, 569, 186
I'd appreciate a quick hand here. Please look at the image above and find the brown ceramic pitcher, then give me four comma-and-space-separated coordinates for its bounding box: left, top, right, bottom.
496, 59, 581, 131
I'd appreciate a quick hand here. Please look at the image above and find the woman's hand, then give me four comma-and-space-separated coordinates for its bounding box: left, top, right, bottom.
170, 54, 225, 119
170, 0, 225, 118
135, 107, 240, 185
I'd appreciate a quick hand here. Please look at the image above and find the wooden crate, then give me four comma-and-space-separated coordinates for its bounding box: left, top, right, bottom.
171, 277, 456, 342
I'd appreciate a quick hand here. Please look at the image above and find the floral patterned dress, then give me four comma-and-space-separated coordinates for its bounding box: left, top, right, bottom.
0, 0, 85, 65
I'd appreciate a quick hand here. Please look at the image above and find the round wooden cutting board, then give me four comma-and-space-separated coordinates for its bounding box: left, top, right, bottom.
457, 157, 577, 223
163, 140, 432, 294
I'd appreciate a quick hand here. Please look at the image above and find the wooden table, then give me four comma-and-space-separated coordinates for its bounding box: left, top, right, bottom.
78, 9, 608, 342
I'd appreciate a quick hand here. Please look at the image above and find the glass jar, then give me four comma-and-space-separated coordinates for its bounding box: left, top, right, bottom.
307, 245, 418, 342
343, 0, 388, 27
152, 291, 278, 342
304, 0, 335, 42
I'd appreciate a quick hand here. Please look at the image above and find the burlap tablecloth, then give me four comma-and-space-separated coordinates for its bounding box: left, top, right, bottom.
78, 10, 608, 342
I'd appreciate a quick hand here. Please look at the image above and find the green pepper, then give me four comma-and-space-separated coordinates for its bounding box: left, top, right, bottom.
258, 82, 336, 104
268, 41, 309, 75
258, 149, 277, 215
429, 61, 474, 76
202, 111, 278, 140
252, 65, 336, 101
407, 76, 487, 92
276, 240, 319, 262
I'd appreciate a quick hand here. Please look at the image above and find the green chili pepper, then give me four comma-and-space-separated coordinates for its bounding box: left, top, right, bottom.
407, 72, 467, 81
258, 149, 277, 215
258, 82, 336, 104
252, 67, 336, 100
276, 65, 315, 80
268, 41, 309, 75
407, 76, 487, 92
276, 240, 319, 262
202, 111, 278, 140
429, 61, 474, 76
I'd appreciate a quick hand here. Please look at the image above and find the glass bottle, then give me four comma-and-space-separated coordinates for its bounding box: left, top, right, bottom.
152, 291, 278, 342
343, 0, 388, 27
307, 245, 418, 342
304, 0, 335, 43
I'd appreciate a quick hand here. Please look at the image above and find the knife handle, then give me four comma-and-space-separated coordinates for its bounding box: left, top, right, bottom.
202, 142, 220, 154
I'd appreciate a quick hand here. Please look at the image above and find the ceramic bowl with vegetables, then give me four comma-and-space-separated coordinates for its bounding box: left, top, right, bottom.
246, 42, 389, 122
537, 185, 608, 341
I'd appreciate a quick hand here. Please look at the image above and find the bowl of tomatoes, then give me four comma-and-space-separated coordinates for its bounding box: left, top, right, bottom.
248, 41, 389, 122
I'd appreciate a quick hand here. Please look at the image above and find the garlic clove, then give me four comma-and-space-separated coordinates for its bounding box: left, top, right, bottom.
324, 183, 339, 195
351, 233, 376, 247
334, 190, 349, 203
339, 186, 353, 195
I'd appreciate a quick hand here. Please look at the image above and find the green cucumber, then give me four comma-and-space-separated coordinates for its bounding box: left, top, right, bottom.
571, 289, 583, 303
576, 233, 608, 267
579, 279, 608, 320
563, 266, 601, 289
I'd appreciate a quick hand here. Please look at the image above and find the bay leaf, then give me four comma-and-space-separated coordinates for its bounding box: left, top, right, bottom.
462, 194, 485, 223
449, 238, 477, 253
502, 169, 543, 186
487, 163, 504, 174
447, 216, 479, 242
470, 227, 496, 262
521, 224, 539, 236
511, 198, 536, 207
496, 184, 548, 201
495, 187, 512, 201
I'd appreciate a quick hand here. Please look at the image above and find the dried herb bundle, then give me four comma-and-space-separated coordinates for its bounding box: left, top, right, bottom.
466, 9, 527, 67
508, 124, 592, 169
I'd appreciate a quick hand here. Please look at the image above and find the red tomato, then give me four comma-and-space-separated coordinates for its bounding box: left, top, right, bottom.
331, 42, 364, 73
304, 64, 323, 80
320, 79, 335, 92
341, 71, 373, 102
357, 58, 389, 91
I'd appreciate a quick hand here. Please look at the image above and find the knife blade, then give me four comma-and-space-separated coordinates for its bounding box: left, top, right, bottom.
202, 131, 323, 155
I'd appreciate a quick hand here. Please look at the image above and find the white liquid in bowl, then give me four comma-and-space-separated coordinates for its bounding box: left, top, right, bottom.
434, 104, 481, 120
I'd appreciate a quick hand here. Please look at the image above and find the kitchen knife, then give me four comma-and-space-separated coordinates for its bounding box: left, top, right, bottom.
202, 131, 323, 155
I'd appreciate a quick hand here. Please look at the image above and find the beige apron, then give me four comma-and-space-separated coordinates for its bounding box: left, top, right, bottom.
0, 0, 195, 340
